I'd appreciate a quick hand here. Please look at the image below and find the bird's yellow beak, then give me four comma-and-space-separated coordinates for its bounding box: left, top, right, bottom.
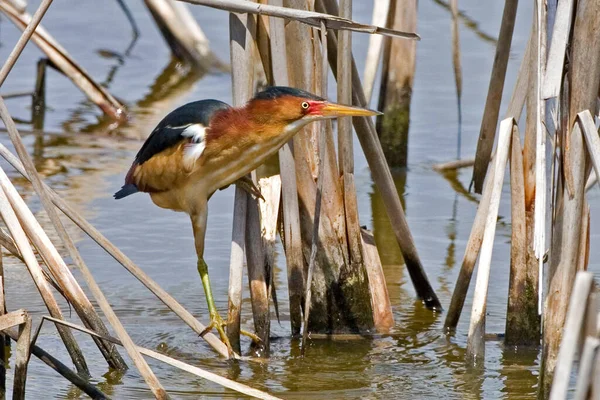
319, 102, 382, 117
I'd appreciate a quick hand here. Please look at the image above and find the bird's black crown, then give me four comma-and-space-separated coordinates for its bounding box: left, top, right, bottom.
253, 86, 325, 102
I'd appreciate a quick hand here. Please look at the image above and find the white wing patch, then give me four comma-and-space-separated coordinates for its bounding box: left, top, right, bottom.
181, 124, 207, 170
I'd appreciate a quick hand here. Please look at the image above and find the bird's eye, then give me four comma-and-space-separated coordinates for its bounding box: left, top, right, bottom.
301, 101, 310, 110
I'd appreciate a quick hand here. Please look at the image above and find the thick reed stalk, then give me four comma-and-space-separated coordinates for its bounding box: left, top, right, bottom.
542, 0, 575, 99
266, 0, 305, 335
317, 0, 441, 310
337, 0, 375, 330
0, 0, 53, 87
0, 185, 89, 375
505, 126, 535, 345
376, 0, 417, 168
12, 311, 31, 400
542, 0, 600, 393
471, 0, 519, 193
505, 14, 540, 346
227, 9, 256, 353
302, 22, 329, 353
230, 11, 271, 351
361, 229, 394, 332
226, 186, 246, 352
245, 184, 271, 353
465, 118, 514, 364
0, 148, 228, 365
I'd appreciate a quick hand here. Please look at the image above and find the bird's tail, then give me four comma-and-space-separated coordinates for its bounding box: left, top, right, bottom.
114, 184, 139, 199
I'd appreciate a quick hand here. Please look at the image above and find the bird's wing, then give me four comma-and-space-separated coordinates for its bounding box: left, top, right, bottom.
116, 100, 231, 198
134, 99, 231, 165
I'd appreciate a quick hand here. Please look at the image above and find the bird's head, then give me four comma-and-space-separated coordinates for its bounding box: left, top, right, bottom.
245, 86, 381, 134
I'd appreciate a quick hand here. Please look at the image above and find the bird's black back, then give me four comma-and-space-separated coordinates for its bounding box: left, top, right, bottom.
134, 99, 231, 165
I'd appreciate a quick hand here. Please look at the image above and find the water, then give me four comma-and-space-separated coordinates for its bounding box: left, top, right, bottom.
0, 0, 598, 398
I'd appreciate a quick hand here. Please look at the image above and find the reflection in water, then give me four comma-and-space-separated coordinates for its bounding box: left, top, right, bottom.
370, 170, 407, 267
500, 345, 538, 399
432, 0, 499, 46
64, 55, 205, 138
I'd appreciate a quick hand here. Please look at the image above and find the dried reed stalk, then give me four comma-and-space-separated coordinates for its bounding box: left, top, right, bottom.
302, 22, 329, 354
0, 144, 229, 358
180, 0, 420, 39
317, 0, 441, 310
505, 125, 531, 345
267, 0, 305, 336
336, 0, 375, 330
505, 16, 540, 346
361, 228, 394, 332
42, 316, 282, 400
465, 118, 514, 364
226, 187, 246, 352
245, 182, 271, 352
0, 0, 53, 87
9, 310, 31, 400
0, 184, 89, 375
337, 0, 367, 276
471, 0, 519, 193
226, 9, 257, 352
542, 0, 575, 99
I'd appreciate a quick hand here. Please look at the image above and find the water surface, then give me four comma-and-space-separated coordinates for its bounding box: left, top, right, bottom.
0, 0, 597, 398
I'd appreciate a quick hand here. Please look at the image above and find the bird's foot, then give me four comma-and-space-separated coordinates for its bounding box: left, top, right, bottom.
200, 311, 233, 355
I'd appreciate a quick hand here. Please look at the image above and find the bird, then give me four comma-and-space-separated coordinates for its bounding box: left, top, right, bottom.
114, 86, 381, 354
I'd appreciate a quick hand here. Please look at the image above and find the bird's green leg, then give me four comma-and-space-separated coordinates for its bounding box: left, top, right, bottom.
197, 258, 262, 347
197, 258, 232, 351
192, 208, 261, 354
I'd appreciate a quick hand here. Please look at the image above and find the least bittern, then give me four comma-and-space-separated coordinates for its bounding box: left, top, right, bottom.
115, 86, 380, 354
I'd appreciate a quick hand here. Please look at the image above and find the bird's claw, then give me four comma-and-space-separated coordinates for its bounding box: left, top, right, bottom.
200, 311, 234, 356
